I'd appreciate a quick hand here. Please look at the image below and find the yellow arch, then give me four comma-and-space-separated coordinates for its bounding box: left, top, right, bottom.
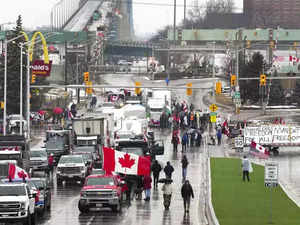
20, 31, 29, 43
28, 32, 49, 64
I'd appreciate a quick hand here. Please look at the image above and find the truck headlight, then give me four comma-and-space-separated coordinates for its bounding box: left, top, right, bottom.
56, 167, 61, 173
80, 191, 87, 197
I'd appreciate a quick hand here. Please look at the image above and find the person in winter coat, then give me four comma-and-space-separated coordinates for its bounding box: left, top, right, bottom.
143, 175, 152, 201
164, 161, 174, 179
47, 153, 54, 175
181, 155, 189, 182
162, 179, 173, 209
182, 132, 188, 152
181, 180, 194, 213
242, 155, 251, 182
172, 134, 179, 152
151, 160, 162, 189
217, 129, 222, 145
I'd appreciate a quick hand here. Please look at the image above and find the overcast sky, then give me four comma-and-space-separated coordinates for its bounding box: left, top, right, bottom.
0, 0, 243, 37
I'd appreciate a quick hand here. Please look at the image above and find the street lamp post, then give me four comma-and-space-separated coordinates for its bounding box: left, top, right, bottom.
3, 33, 28, 136
19, 43, 24, 135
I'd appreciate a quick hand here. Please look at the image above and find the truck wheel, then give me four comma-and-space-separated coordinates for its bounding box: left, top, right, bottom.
78, 202, 89, 213
47, 199, 51, 210
273, 149, 279, 156
111, 201, 122, 212
30, 212, 36, 225
23, 211, 31, 225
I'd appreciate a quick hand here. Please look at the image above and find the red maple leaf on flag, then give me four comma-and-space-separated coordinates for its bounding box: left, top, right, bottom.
17, 170, 27, 179
118, 153, 135, 168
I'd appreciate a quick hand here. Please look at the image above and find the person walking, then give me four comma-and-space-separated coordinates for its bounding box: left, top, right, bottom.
143, 175, 152, 201
181, 155, 189, 182
47, 153, 54, 176
164, 161, 174, 179
181, 180, 194, 213
162, 179, 173, 210
182, 132, 188, 152
217, 128, 222, 145
172, 133, 179, 152
151, 160, 162, 189
242, 155, 251, 182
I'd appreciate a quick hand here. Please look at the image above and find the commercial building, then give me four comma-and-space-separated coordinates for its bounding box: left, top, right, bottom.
244, 0, 300, 28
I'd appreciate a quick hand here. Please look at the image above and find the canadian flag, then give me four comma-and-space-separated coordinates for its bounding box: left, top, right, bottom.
250, 141, 269, 159
289, 56, 299, 62
103, 147, 151, 176
8, 164, 29, 180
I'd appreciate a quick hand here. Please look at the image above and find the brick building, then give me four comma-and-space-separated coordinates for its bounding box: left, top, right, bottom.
244, 0, 300, 28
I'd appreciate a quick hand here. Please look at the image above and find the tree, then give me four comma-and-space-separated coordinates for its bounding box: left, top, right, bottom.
268, 80, 285, 105
291, 81, 300, 106
0, 15, 28, 116
240, 52, 265, 104
186, 0, 235, 29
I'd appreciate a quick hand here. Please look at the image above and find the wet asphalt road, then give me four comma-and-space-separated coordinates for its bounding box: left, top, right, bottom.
31, 74, 300, 224
35, 129, 205, 225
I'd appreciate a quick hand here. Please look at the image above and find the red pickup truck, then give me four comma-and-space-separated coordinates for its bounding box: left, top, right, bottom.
78, 174, 125, 212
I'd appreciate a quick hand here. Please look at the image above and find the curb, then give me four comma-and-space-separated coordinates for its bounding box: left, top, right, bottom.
206, 158, 220, 225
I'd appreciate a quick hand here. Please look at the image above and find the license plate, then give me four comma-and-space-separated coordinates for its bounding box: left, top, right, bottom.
68, 175, 73, 178
96, 204, 102, 207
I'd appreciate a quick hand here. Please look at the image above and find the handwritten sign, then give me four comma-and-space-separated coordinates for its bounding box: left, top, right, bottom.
244, 126, 300, 145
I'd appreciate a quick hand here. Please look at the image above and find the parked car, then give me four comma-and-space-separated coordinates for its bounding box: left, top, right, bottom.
114, 130, 135, 146
56, 155, 88, 185
90, 168, 105, 175
30, 178, 51, 214
0, 183, 36, 225
30, 148, 49, 173
78, 174, 125, 213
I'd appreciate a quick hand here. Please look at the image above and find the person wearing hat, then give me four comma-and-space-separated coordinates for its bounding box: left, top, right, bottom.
181, 180, 194, 213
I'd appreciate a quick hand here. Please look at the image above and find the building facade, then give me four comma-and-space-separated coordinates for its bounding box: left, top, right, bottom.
244, 0, 300, 28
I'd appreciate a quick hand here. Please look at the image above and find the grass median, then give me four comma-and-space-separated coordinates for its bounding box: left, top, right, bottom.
211, 158, 300, 225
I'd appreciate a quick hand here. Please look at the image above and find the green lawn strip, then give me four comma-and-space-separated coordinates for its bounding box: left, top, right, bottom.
210, 158, 300, 225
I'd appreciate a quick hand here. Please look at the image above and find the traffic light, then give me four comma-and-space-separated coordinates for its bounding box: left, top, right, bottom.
260, 74, 266, 86
31, 74, 36, 84
269, 29, 273, 40
177, 29, 182, 41
246, 40, 251, 49
230, 75, 236, 86
135, 82, 141, 95
85, 81, 93, 95
84, 72, 90, 83
186, 83, 192, 96
0, 102, 3, 109
270, 41, 275, 49
215, 81, 222, 94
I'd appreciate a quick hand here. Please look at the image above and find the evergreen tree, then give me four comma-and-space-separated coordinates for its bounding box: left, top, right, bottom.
0, 15, 27, 116
240, 52, 265, 104
291, 81, 300, 106
268, 80, 285, 105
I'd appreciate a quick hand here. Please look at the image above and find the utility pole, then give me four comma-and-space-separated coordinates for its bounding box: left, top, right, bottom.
76, 54, 80, 104
183, 0, 186, 28
173, 0, 176, 45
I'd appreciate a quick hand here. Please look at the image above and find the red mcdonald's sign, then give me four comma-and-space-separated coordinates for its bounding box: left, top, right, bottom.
31, 60, 52, 77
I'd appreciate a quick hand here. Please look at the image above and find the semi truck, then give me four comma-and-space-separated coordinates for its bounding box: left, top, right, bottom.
72, 114, 115, 167
0, 135, 30, 177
